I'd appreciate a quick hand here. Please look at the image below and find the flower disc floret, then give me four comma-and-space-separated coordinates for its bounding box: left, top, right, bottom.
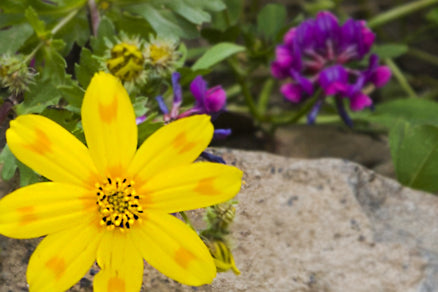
106, 42, 145, 82
96, 178, 143, 230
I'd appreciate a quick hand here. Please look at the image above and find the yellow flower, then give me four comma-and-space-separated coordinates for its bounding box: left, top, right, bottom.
144, 37, 180, 77
106, 42, 145, 82
0, 72, 243, 291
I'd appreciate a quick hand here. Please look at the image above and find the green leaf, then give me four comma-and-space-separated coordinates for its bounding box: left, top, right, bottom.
0, 145, 17, 181
126, 3, 198, 39
426, 8, 438, 24
25, 6, 47, 38
56, 10, 89, 54
390, 123, 438, 192
15, 76, 61, 115
41, 46, 66, 83
137, 114, 164, 145
211, 0, 243, 30
356, 98, 438, 128
0, 13, 26, 28
58, 78, 84, 113
257, 4, 287, 40
0, 23, 34, 54
17, 160, 41, 187
75, 47, 101, 88
372, 44, 409, 59
165, 0, 212, 25
133, 96, 149, 117
192, 42, 245, 70
41, 107, 80, 132
90, 16, 116, 55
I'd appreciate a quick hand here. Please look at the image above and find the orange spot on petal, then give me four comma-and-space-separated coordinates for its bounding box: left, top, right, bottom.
18, 206, 37, 226
175, 247, 195, 269
99, 95, 118, 124
25, 128, 52, 155
172, 132, 197, 154
194, 177, 220, 196
108, 276, 126, 292
45, 256, 66, 280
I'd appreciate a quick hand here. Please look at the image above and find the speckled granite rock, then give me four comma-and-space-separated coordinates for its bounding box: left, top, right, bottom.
0, 149, 437, 292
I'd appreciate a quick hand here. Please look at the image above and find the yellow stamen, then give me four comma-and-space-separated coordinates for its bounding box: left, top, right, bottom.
149, 44, 172, 65
95, 177, 142, 231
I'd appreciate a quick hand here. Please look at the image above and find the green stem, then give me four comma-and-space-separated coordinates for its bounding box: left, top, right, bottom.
271, 89, 322, 126
384, 58, 417, 98
228, 58, 265, 122
368, 0, 438, 28
257, 79, 274, 116
24, 9, 80, 64
408, 48, 438, 67
51, 9, 80, 35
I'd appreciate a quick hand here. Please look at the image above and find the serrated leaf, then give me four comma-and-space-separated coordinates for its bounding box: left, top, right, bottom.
58, 78, 84, 113
56, 10, 89, 54
90, 16, 116, 55
257, 4, 287, 40
372, 44, 408, 59
390, 123, 438, 192
192, 42, 245, 70
133, 96, 149, 117
0, 145, 17, 181
25, 6, 47, 38
41, 46, 66, 83
0, 23, 34, 54
15, 77, 61, 114
75, 47, 101, 88
41, 107, 80, 132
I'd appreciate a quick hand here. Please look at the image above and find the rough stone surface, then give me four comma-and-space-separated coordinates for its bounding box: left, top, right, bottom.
273, 125, 394, 178
0, 150, 437, 292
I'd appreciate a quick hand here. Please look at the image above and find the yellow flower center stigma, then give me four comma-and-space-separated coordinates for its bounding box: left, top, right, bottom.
106, 43, 144, 81
95, 177, 143, 231
149, 44, 171, 65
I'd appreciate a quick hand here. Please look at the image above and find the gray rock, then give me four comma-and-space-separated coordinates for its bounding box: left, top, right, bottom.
0, 150, 437, 292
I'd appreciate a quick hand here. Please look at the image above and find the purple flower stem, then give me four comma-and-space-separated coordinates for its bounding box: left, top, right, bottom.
200, 151, 226, 164
307, 99, 324, 125
335, 96, 353, 127
88, 0, 100, 36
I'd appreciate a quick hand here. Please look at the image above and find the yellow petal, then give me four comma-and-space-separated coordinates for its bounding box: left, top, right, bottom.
127, 115, 213, 183
137, 162, 242, 213
129, 212, 215, 286
94, 231, 143, 292
81, 72, 137, 178
27, 223, 103, 292
6, 114, 99, 186
0, 182, 97, 238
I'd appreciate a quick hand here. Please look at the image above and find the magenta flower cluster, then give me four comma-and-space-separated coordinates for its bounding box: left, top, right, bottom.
271, 11, 391, 125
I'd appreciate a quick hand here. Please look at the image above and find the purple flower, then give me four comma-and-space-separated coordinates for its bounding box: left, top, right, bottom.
189, 76, 226, 115
271, 11, 391, 125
